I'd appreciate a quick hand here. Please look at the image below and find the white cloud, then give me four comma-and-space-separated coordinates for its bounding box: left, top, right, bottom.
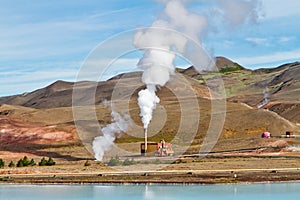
234, 49, 300, 66
0, 68, 77, 85
78, 57, 140, 81
0, 18, 114, 60
0, 57, 140, 96
0, 60, 83, 96
0, 6, 140, 63
223, 40, 234, 47
245, 36, 296, 46
278, 36, 295, 43
261, 0, 300, 19
0, 68, 79, 96
245, 37, 268, 45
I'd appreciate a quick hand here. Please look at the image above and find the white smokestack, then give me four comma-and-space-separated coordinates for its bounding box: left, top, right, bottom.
93, 111, 131, 161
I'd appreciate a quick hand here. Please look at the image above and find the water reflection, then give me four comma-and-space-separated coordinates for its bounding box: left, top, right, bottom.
0, 183, 299, 200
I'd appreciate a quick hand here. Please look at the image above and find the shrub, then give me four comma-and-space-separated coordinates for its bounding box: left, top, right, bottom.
122, 158, 136, 166
107, 156, 122, 166
8, 161, 15, 168
16, 156, 36, 167
154, 159, 161, 164
0, 158, 5, 168
47, 157, 56, 166
29, 158, 36, 166
39, 157, 56, 166
22, 156, 30, 166
84, 160, 91, 167
17, 159, 24, 167
39, 157, 47, 166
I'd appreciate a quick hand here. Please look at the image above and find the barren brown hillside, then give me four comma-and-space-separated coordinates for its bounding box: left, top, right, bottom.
1, 57, 300, 163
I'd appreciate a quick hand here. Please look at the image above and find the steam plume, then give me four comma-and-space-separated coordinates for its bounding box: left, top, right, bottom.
134, 0, 209, 130
215, 0, 261, 27
134, 0, 261, 129
257, 87, 270, 108
92, 0, 261, 160
138, 85, 160, 129
93, 111, 131, 161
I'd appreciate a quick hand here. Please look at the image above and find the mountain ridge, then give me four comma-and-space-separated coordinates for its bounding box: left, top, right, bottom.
1, 56, 300, 162
1, 57, 300, 119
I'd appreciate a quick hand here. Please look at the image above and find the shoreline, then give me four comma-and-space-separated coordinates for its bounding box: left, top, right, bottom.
1, 169, 300, 185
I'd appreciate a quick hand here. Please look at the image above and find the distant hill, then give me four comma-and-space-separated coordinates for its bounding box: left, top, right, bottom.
0, 56, 242, 109
224, 61, 300, 123
1, 57, 300, 161
1, 58, 300, 123
0, 71, 209, 109
0, 78, 146, 109
179, 56, 245, 79
176, 58, 300, 124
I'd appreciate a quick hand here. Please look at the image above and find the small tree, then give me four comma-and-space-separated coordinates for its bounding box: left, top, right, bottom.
29, 158, 36, 166
0, 158, 5, 168
39, 157, 47, 166
47, 157, 55, 166
8, 161, 15, 168
22, 156, 30, 166
38, 157, 56, 166
17, 159, 24, 167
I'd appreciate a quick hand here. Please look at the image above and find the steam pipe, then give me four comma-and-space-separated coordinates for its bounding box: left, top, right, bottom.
144, 128, 148, 154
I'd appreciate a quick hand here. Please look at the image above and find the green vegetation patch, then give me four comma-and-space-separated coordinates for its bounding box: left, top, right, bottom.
219, 63, 244, 74
0, 158, 4, 168
17, 156, 36, 167
107, 156, 123, 166
39, 157, 56, 166
0, 177, 9, 182
107, 156, 137, 166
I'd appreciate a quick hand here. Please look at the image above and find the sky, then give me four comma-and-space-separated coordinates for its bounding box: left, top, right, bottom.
0, 0, 300, 97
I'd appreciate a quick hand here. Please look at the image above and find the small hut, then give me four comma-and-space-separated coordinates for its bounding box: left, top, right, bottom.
261, 132, 271, 138
285, 131, 294, 138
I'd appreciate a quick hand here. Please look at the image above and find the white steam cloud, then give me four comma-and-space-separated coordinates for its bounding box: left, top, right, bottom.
134, 0, 210, 130
138, 85, 160, 129
93, 111, 131, 161
257, 87, 270, 108
134, 0, 261, 130
215, 0, 261, 26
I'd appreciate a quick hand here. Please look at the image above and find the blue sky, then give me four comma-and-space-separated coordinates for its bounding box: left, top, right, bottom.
0, 0, 300, 97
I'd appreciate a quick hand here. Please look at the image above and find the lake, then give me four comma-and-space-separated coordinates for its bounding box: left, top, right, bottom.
0, 182, 299, 200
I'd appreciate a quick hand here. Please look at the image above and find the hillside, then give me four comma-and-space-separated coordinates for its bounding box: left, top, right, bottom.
0, 57, 243, 109
222, 61, 300, 123
1, 57, 300, 162
0, 80, 114, 109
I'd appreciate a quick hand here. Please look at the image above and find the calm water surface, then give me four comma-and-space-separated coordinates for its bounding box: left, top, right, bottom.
0, 182, 300, 200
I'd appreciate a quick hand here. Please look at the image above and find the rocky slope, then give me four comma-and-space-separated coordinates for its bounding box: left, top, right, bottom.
1, 57, 300, 161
